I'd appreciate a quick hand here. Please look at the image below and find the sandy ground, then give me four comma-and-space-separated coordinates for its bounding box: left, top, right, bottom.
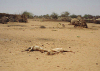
0, 19, 100, 71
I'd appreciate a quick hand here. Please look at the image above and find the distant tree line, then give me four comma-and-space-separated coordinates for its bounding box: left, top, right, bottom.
0, 11, 100, 24
22, 11, 100, 20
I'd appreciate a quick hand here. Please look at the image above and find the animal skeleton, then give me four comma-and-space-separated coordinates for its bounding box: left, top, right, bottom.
22, 46, 74, 55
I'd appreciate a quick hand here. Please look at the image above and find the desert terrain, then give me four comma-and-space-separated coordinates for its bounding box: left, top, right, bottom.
0, 19, 100, 71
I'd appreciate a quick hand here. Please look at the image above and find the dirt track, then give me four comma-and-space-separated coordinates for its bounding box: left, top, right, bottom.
0, 19, 100, 71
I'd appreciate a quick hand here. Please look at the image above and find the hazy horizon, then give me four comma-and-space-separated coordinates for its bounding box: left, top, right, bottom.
0, 0, 100, 16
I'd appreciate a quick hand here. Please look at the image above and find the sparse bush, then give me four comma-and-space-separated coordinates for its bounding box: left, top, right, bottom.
50, 12, 58, 19
61, 11, 70, 17
58, 17, 71, 22
43, 14, 50, 19
83, 14, 93, 19
70, 14, 77, 18
22, 11, 33, 19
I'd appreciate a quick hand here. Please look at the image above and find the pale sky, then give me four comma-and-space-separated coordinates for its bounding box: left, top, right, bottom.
0, 0, 100, 16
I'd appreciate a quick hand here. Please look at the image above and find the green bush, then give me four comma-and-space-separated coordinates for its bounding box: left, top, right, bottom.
22, 11, 33, 18
50, 12, 58, 19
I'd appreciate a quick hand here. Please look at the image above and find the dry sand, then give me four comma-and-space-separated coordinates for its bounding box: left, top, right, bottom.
0, 19, 100, 71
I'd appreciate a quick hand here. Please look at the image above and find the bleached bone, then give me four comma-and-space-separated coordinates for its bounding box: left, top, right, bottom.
47, 48, 74, 55
46, 50, 57, 55
22, 46, 48, 53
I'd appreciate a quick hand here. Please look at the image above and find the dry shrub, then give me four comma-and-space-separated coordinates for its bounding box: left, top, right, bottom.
40, 26, 46, 28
